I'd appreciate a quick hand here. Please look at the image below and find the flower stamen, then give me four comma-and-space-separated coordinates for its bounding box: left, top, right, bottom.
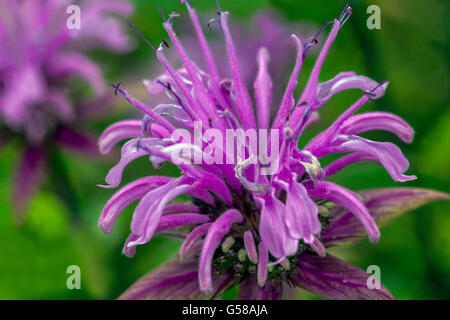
338, 2, 353, 27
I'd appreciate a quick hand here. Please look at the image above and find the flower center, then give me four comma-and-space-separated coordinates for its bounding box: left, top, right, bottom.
193, 188, 333, 285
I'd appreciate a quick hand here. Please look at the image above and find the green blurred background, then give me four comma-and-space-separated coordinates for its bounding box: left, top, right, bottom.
0, 0, 449, 299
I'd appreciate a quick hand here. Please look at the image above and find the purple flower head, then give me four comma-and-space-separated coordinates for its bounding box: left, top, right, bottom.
100, 2, 449, 300
0, 0, 133, 222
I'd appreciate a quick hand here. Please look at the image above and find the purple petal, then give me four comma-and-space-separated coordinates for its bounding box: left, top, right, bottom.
149, 123, 170, 138
316, 73, 388, 106
180, 223, 212, 259
294, 252, 394, 300
118, 256, 232, 300
309, 237, 326, 257
305, 95, 372, 157
98, 120, 142, 155
162, 20, 220, 126
186, 6, 222, 96
238, 276, 282, 300
99, 176, 172, 234
258, 193, 298, 258
123, 233, 139, 258
272, 34, 303, 130
220, 12, 256, 130
322, 188, 450, 246
128, 180, 193, 247
101, 138, 168, 188
163, 203, 200, 215
253, 47, 272, 129
155, 48, 209, 126
334, 135, 417, 182
308, 181, 380, 243
195, 170, 233, 206
243, 231, 258, 264
257, 242, 269, 287
285, 179, 320, 243
339, 112, 414, 143
293, 20, 341, 117
324, 152, 376, 178
114, 87, 176, 133
155, 214, 210, 232
199, 209, 243, 293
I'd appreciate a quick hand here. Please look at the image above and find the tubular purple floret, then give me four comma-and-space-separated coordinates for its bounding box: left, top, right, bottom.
291, 104, 313, 139
155, 47, 210, 126
162, 16, 223, 127
220, 11, 257, 130
272, 34, 304, 130
185, 2, 222, 100
108, 83, 176, 133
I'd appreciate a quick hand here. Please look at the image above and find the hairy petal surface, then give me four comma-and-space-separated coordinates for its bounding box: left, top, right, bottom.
99, 176, 172, 233
199, 209, 243, 293
316, 73, 386, 106
332, 135, 417, 182
258, 193, 298, 258
238, 276, 282, 300
253, 47, 272, 129
243, 230, 258, 264
308, 181, 380, 243
100, 138, 170, 188
180, 223, 212, 260
285, 179, 320, 243
339, 112, 414, 143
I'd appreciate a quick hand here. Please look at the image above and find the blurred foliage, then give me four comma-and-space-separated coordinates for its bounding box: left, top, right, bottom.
0, 0, 448, 299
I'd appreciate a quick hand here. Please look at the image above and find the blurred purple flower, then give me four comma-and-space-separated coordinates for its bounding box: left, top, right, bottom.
99, 2, 449, 300
0, 0, 133, 222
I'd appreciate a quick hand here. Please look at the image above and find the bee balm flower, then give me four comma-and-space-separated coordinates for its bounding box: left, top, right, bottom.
0, 0, 133, 222
100, 2, 449, 300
